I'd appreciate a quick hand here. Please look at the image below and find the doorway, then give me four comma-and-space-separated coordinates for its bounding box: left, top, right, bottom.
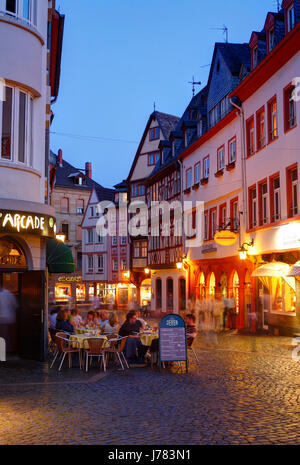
0, 272, 21, 354
258, 279, 269, 330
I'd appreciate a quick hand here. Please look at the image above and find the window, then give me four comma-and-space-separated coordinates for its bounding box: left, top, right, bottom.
148, 152, 160, 166
3, 0, 37, 26
132, 185, 138, 197
203, 156, 209, 178
291, 169, 298, 217
138, 185, 145, 196
156, 279, 162, 309
149, 127, 160, 140
96, 231, 104, 243
113, 259, 118, 271
272, 176, 281, 221
209, 105, 219, 127
134, 241, 147, 258
77, 252, 82, 271
259, 182, 268, 225
1, 87, 12, 160
256, 107, 266, 150
121, 236, 127, 245
231, 199, 239, 231
1, 86, 33, 164
61, 223, 69, 241
203, 212, 208, 240
167, 278, 173, 310
269, 28, 275, 52
87, 229, 93, 244
76, 199, 84, 214
121, 259, 127, 271
112, 236, 117, 246
268, 97, 278, 142
97, 255, 104, 273
60, 197, 69, 213
249, 187, 257, 228
186, 168, 192, 189
220, 98, 226, 118
217, 146, 225, 171
194, 162, 201, 184
210, 209, 217, 238
287, 165, 298, 217
90, 206, 94, 217
287, 4, 295, 32
284, 84, 297, 132
228, 137, 236, 163
88, 256, 93, 273
219, 205, 227, 229
246, 116, 255, 156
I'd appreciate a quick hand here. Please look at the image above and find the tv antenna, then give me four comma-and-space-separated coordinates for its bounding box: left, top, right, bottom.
211, 25, 229, 43
188, 76, 201, 96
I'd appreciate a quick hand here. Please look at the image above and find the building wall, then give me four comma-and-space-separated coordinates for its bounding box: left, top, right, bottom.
150, 268, 187, 315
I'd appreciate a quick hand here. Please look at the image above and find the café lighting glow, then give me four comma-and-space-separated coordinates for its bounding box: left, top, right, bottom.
176, 261, 183, 270
238, 239, 254, 260
56, 234, 66, 243
144, 268, 150, 274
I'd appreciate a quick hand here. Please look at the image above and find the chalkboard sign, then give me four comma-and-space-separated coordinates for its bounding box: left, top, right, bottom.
159, 314, 187, 372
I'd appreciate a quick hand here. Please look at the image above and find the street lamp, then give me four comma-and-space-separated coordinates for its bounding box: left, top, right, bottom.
238, 239, 254, 260
56, 234, 66, 243
176, 261, 183, 270
144, 268, 150, 274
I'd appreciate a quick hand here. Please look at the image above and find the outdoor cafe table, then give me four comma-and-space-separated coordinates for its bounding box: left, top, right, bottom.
70, 333, 109, 350
140, 331, 159, 347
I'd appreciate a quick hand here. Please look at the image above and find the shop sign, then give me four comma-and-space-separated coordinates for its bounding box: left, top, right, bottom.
159, 314, 187, 372
214, 230, 238, 246
0, 240, 27, 269
57, 276, 82, 283
0, 210, 56, 238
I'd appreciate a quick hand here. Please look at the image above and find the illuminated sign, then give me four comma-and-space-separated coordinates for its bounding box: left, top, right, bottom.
0, 210, 56, 238
57, 276, 82, 283
0, 239, 27, 269
214, 230, 238, 246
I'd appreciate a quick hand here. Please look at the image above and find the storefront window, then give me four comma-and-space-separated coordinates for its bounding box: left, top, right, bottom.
76, 284, 86, 302
259, 277, 296, 314
141, 279, 151, 306
232, 271, 239, 314
97, 283, 116, 305
118, 286, 128, 305
55, 284, 71, 301
208, 273, 216, 299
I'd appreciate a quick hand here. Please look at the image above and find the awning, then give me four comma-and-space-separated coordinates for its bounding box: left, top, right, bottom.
251, 262, 296, 292
46, 239, 75, 273
287, 261, 300, 277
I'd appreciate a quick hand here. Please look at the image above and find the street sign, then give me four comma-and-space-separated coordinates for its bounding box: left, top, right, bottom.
214, 230, 238, 246
159, 314, 187, 372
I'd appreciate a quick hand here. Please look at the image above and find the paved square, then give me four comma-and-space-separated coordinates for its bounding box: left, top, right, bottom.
0, 333, 299, 445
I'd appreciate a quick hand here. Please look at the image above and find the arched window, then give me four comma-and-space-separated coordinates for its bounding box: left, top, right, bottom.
199, 272, 205, 299
220, 273, 228, 298
156, 278, 162, 309
179, 278, 186, 311
166, 278, 173, 310
209, 272, 216, 299
232, 271, 240, 314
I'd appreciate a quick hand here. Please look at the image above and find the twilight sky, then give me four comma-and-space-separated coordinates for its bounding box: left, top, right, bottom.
51, 0, 278, 189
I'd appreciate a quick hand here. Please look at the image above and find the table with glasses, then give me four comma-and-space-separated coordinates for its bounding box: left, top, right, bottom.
140, 331, 159, 347
70, 333, 109, 349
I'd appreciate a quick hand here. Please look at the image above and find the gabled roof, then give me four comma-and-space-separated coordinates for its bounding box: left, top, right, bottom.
127, 111, 180, 182
51, 150, 114, 201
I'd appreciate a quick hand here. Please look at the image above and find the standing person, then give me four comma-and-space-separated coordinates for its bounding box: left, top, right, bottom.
185, 314, 197, 345
49, 307, 59, 330
0, 288, 18, 352
222, 297, 229, 330
228, 297, 236, 329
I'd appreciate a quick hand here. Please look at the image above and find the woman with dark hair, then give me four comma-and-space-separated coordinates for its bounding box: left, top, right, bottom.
119, 311, 147, 363
55, 309, 75, 334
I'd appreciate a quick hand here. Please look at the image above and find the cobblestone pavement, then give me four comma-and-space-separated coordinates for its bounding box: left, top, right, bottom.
0, 332, 299, 445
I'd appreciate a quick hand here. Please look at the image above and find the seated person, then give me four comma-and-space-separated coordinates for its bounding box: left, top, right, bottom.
93, 311, 101, 325
55, 309, 75, 334
70, 309, 83, 328
186, 313, 197, 346
136, 310, 149, 330
102, 312, 120, 334
119, 310, 147, 363
85, 310, 96, 328
99, 311, 109, 329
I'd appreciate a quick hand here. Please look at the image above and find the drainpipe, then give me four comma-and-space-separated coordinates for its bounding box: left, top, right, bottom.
177, 158, 185, 256
230, 97, 248, 245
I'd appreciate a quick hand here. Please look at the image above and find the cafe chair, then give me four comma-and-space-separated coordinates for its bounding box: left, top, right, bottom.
187, 336, 200, 365
104, 336, 129, 371
50, 332, 81, 371
83, 337, 107, 373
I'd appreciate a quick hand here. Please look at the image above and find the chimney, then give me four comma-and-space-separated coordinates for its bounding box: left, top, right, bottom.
58, 149, 63, 167
85, 162, 92, 179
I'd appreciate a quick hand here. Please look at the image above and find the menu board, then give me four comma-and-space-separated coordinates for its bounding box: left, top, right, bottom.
159, 314, 187, 362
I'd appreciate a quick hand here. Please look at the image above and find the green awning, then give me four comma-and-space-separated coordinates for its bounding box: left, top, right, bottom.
46, 239, 75, 273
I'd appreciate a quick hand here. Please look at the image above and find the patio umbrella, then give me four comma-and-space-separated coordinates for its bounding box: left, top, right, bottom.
251, 262, 296, 292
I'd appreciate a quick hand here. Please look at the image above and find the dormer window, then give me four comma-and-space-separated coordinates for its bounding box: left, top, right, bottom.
253, 46, 258, 68
184, 130, 188, 148
269, 28, 275, 52
197, 119, 203, 137
76, 177, 83, 185
287, 4, 295, 32
171, 140, 175, 157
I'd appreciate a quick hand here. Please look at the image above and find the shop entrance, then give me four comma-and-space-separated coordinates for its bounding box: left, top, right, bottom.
0, 272, 20, 354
